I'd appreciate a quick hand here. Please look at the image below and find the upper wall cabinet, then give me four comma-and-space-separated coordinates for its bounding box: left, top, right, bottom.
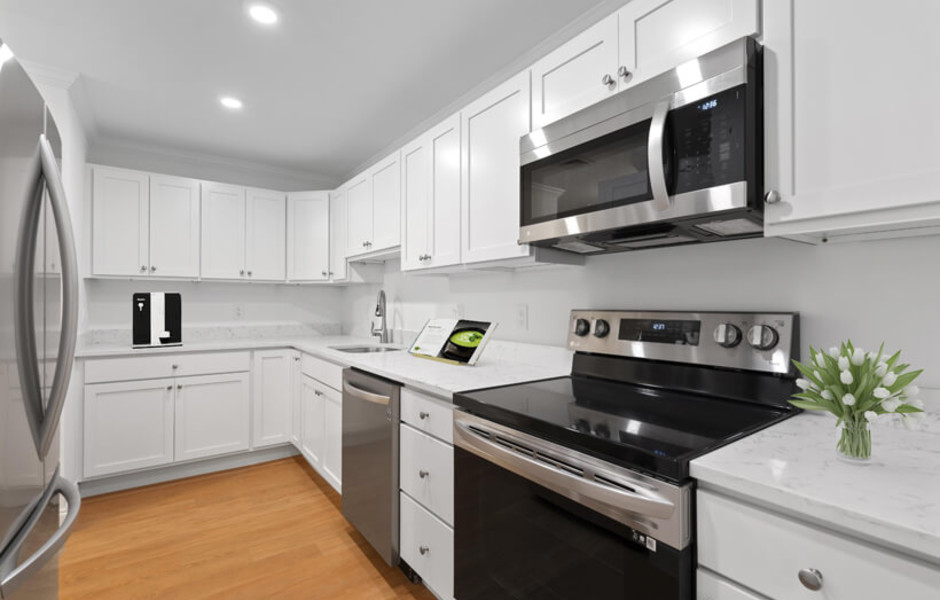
763, 0, 940, 241
530, 0, 759, 128
346, 151, 401, 258
246, 188, 287, 281
92, 166, 199, 278
401, 113, 462, 272
286, 191, 330, 282
328, 190, 348, 282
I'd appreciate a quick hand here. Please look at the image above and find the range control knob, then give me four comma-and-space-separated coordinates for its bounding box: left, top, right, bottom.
593, 319, 610, 338
748, 325, 779, 351
574, 318, 591, 337
713, 323, 742, 348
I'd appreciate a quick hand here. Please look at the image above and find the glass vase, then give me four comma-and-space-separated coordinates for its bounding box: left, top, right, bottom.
837, 420, 872, 464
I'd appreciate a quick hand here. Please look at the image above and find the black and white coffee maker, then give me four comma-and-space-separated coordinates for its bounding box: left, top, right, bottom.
132, 292, 182, 348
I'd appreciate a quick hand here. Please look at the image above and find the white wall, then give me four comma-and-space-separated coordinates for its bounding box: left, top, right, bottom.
344, 235, 940, 387
85, 279, 346, 330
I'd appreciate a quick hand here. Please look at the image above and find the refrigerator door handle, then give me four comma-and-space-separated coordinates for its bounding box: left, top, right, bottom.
13, 134, 80, 459
0, 469, 81, 599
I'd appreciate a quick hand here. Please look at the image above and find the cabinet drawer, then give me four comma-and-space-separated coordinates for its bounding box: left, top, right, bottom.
400, 492, 454, 600
400, 424, 454, 526
85, 351, 250, 384
698, 490, 940, 600
698, 568, 767, 600
400, 387, 453, 444
301, 354, 343, 390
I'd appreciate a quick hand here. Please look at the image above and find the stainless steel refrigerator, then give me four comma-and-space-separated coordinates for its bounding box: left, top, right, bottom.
0, 39, 81, 599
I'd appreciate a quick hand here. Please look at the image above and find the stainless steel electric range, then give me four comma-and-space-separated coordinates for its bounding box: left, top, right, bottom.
453, 310, 800, 600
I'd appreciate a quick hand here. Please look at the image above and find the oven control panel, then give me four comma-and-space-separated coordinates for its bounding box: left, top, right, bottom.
568, 310, 799, 375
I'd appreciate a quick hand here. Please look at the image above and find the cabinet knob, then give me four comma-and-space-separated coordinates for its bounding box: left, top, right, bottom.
764, 190, 782, 204
798, 568, 823, 591
602, 73, 615, 87
140, 265, 147, 273
322, 271, 328, 277
294, 356, 301, 362
419, 470, 429, 479
419, 411, 430, 420
172, 364, 179, 369
240, 269, 246, 276
177, 384, 183, 390
362, 241, 367, 247
166, 385, 172, 391
419, 545, 429, 555
618, 65, 631, 79
314, 390, 323, 397
247, 271, 252, 277
150, 266, 156, 272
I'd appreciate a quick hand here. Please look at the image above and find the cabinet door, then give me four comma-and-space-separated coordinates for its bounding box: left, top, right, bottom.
252, 350, 292, 448
328, 190, 348, 281
371, 152, 402, 251
345, 176, 373, 256
175, 372, 250, 461
321, 383, 342, 492
201, 182, 246, 279
618, 0, 759, 89
289, 353, 302, 447
300, 376, 324, 468
427, 114, 462, 268
83, 380, 174, 478
246, 188, 286, 281
400, 493, 454, 600
461, 71, 532, 264
400, 135, 431, 271
286, 192, 329, 281
149, 174, 200, 278
530, 14, 619, 129
92, 166, 150, 277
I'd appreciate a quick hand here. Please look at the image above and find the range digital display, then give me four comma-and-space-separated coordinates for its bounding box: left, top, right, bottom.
618, 319, 701, 346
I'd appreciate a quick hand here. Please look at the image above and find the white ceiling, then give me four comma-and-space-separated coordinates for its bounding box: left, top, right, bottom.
0, 0, 614, 185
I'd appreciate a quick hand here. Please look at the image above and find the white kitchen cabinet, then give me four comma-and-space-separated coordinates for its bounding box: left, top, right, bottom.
529, 0, 759, 129
402, 113, 462, 271
300, 375, 325, 469
328, 189, 348, 281
531, 14, 620, 129
91, 166, 150, 277
83, 379, 174, 478
346, 176, 372, 257
697, 569, 765, 600
345, 152, 401, 257
286, 191, 330, 282
252, 350, 292, 449
763, 0, 940, 242
400, 493, 454, 600
148, 174, 200, 278
246, 188, 286, 281
461, 71, 533, 264
175, 372, 251, 462
200, 182, 246, 280
400, 424, 454, 526
698, 489, 940, 600
321, 383, 342, 492
289, 352, 302, 447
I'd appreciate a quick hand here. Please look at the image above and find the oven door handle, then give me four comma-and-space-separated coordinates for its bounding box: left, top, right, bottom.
647, 99, 671, 212
454, 419, 675, 520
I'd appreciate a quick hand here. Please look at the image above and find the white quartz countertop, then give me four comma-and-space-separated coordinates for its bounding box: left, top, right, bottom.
76, 335, 573, 399
691, 408, 940, 565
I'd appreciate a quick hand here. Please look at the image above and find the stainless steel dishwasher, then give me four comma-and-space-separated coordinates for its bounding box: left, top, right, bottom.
341, 368, 401, 566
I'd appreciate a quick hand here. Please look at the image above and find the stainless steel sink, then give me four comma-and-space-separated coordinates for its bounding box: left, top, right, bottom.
329, 345, 402, 354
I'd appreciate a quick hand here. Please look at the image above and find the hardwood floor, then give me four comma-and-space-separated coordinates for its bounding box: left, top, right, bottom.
60, 457, 436, 600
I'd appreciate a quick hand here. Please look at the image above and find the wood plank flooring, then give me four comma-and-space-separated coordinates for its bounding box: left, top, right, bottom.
60, 456, 436, 600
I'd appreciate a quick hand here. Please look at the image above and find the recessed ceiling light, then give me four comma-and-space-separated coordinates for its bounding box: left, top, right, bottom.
246, 2, 279, 25
220, 96, 244, 110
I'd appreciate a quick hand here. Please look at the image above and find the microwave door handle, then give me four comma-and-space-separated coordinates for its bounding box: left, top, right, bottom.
647, 100, 671, 211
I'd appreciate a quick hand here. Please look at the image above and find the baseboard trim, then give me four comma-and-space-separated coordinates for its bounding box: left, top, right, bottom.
79, 445, 300, 497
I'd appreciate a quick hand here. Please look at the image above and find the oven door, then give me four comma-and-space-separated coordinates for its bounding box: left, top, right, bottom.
454, 411, 693, 600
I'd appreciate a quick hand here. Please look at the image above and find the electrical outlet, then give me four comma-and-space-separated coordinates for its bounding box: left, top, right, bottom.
453, 303, 465, 319
234, 304, 243, 319
516, 304, 528, 330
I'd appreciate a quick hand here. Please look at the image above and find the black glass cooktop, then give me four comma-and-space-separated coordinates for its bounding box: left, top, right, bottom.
454, 375, 794, 481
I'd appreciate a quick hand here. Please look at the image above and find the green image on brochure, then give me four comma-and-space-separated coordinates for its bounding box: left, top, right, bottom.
409, 319, 497, 366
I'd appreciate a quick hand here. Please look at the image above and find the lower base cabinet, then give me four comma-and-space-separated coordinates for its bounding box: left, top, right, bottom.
400, 493, 454, 600
300, 375, 324, 467
175, 373, 250, 462
321, 384, 342, 490
298, 372, 342, 493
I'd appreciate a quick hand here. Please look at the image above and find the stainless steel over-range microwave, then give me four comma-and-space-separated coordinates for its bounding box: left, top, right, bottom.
519, 37, 764, 255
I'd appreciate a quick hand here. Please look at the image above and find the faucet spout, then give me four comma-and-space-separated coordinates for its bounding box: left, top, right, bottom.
371, 290, 390, 343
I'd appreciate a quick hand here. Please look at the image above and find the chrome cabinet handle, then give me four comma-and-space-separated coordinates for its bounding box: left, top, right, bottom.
798, 568, 823, 591
419, 470, 429, 479
140, 265, 147, 272
13, 134, 80, 458
618, 65, 631, 78
294, 356, 301, 362
328, 271, 334, 276
150, 265, 156, 272
166, 385, 172, 391
247, 271, 252, 277
172, 364, 179, 370
419, 411, 430, 420
764, 190, 782, 204
321, 270, 328, 277
419, 545, 429, 555
314, 390, 323, 397
647, 99, 672, 212
177, 384, 183, 390
240, 269, 245, 276
601, 73, 615, 87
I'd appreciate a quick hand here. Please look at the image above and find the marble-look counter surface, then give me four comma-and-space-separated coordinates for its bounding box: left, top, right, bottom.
76, 332, 573, 400
691, 403, 940, 565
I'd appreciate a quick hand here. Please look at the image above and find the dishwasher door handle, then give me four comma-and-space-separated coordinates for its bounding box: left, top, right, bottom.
343, 381, 391, 406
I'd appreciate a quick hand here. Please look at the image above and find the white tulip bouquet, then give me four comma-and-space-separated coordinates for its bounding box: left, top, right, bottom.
790, 341, 925, 460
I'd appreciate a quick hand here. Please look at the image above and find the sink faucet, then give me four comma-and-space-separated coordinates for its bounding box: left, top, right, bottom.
371, 289, 390, 343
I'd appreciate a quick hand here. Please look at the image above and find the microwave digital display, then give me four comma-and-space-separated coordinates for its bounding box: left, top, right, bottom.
618, 319, 701, 346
